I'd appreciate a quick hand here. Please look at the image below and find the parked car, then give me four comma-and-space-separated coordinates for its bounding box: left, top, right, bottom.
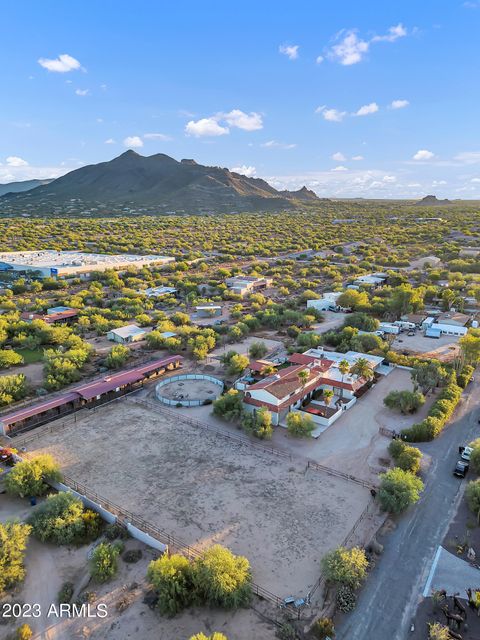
407, 331, 415, 336
459, 445, 474, 461
453, 460, 469, 478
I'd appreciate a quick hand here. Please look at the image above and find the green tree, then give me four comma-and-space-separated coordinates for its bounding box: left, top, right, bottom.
242, 407, 273, 439
227, 353, 249, 376
0, 373, 27, 407
388, 440, 422, 474
5, 454, 62, 498
378, 468, 424, 513
466, 479, 480, 520
0, 349, 24, 369
105, 344, 130, 369
321, 546, 368, 589
192, 544, 252, 608
468, 438, 480, 474
147, 553, 194, 616
344, 312, 379, 332
349, 357, 374, 382
90, 542, 121, 582
459, 331, 480, 366
323, 389, 334, 406
213, 390, 244, 421
411, 361, 448, 394
337, 290, 369, 310
384, 390, 425, 414
28, 492, 102, 545
248, 341, 268, 360
286, 412, 315, 438
0, 522, 31, 595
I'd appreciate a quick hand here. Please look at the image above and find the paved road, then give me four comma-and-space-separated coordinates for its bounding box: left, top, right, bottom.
337, 377, 480, 640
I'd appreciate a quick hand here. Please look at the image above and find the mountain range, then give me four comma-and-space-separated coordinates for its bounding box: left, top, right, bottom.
0, 178, 53, 197
0, 151, 319, 214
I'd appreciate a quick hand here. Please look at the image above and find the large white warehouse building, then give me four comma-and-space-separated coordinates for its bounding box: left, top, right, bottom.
0, 251, 174, 278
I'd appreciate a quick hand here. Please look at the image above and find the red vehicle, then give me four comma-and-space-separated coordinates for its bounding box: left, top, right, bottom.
0, 447, 16, 466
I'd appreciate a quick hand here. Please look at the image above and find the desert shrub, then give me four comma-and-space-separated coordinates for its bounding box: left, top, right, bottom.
28, 492, 102, 545
248, 341, 268, 359
336, 584, 356, 612
212, 389, 244, 421
378, 468, 424, 513
104, 522, 129, 541
428, 622, 450, 640
105, 344, 130, 370
311, 617, 335, 639
0, 522, 31, 594
242, 407, 273, 439
286, 412, 315, 438
189, 634, 228, 640
147, 553, 194, 616
466, 479, 480, 517
58, 581, 74, 604
123, 549, 143, 563
5, 454, 62, 498
384, 390, 425, 414
457, 365, 475, 389
388, 440, 422, 474
276, 623, 298, 640
193, 544, 252, 608
469, 438, 480, 474
321, 547, 368, 589
90, 542, 121, 583
16, 624, 33, 640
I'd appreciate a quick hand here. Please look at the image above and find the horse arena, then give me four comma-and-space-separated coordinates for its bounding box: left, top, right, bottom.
24, 397, 372, 597
155, 373, 224, 407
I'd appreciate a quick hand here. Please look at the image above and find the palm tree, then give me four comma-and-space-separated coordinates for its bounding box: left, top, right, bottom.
338, 358, 350, 398
298, 369, 309, 389
261, 365, 277, 377
350, 357, 374, 383
323, 389, 334, 406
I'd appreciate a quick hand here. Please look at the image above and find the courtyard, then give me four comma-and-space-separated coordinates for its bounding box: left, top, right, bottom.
22, 398, 371, 599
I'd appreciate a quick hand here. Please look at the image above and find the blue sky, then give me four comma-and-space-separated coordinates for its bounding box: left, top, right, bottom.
2, 0, 480, 198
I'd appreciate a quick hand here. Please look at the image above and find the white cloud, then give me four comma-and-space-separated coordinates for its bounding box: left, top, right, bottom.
38, 53, 82, 73
75, 88, 89, 96
413, 149, 434, 161
316, 55, 324, 64
261, 140, 297, 149
143, 132, 172, 141
382, 175, 397, 183
354, 102, 379, 116
454, 151, 480, 164
221, 110, 263, 131
231, 165, 257, 177
352, 155, 364, 161
279, 44, 299, 60
328, 30, 369, 65
5, 156, 28, 167
471, 178, 480, 183
432, 180, 447, 186
123, 136, 144, 148
327, 24, 407, 66
371, 23, 407, 43
332, 152, 346, 162
185, 118, 229, 137
332, 165, 348, 172
104, 138, 116, 144
390, 99, 409, 109
315, 106, 346, 122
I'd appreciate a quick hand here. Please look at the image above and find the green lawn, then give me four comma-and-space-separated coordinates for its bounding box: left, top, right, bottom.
15, 348, 44, 364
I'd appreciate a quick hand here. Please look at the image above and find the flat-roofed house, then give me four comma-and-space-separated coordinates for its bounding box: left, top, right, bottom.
107, 324, 147, 344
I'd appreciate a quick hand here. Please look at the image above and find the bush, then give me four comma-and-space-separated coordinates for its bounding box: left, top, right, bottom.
248, 341, 268, 360
90, 542, 121, 583
104, 523, 129, 541
466, 479, 480, 517
28, 492, 102, 545
105, 344, 131, 370
336, 584, 356, 612
343, 312, 379, 332
469, 438, 480, 474
286, 412, 315, 438
378, 468, 424, 513
311, 617, 335, 639
457, 365, 475, 389
242, 407, 273, 440
58, 581, 74, 604
321, 546, 368, 589
212, 389, 244, 421
384, 390, 425, 414
192, 544, 252, 609
147, 553, 194, 616
428, 622, 450, 640
0, 522, 31, 594
189, 634, 228, 640
0, 373, 28, 407
388, 440, 422, 474
5, 454, 62, 498
16, 624, 33, 640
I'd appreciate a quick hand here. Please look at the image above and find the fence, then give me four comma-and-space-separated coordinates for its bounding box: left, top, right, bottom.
306, 460, 377, 490
155, 373, 224, 407
378, 426, 395, 438
53, 473, 284, 607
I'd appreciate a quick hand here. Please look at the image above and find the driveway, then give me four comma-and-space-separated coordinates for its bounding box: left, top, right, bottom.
336, 376, 480, 640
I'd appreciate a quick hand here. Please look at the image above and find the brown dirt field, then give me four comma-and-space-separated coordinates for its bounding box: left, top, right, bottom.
25, 398, 371, 599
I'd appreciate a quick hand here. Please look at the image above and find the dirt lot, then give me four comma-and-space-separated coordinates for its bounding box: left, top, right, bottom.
210, 335, 284, 359
157, 377, 223, 403
392, 331, 460, 362
0, 498, 277, 640
24, 398, 371, 599
312, 311, 348, 334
